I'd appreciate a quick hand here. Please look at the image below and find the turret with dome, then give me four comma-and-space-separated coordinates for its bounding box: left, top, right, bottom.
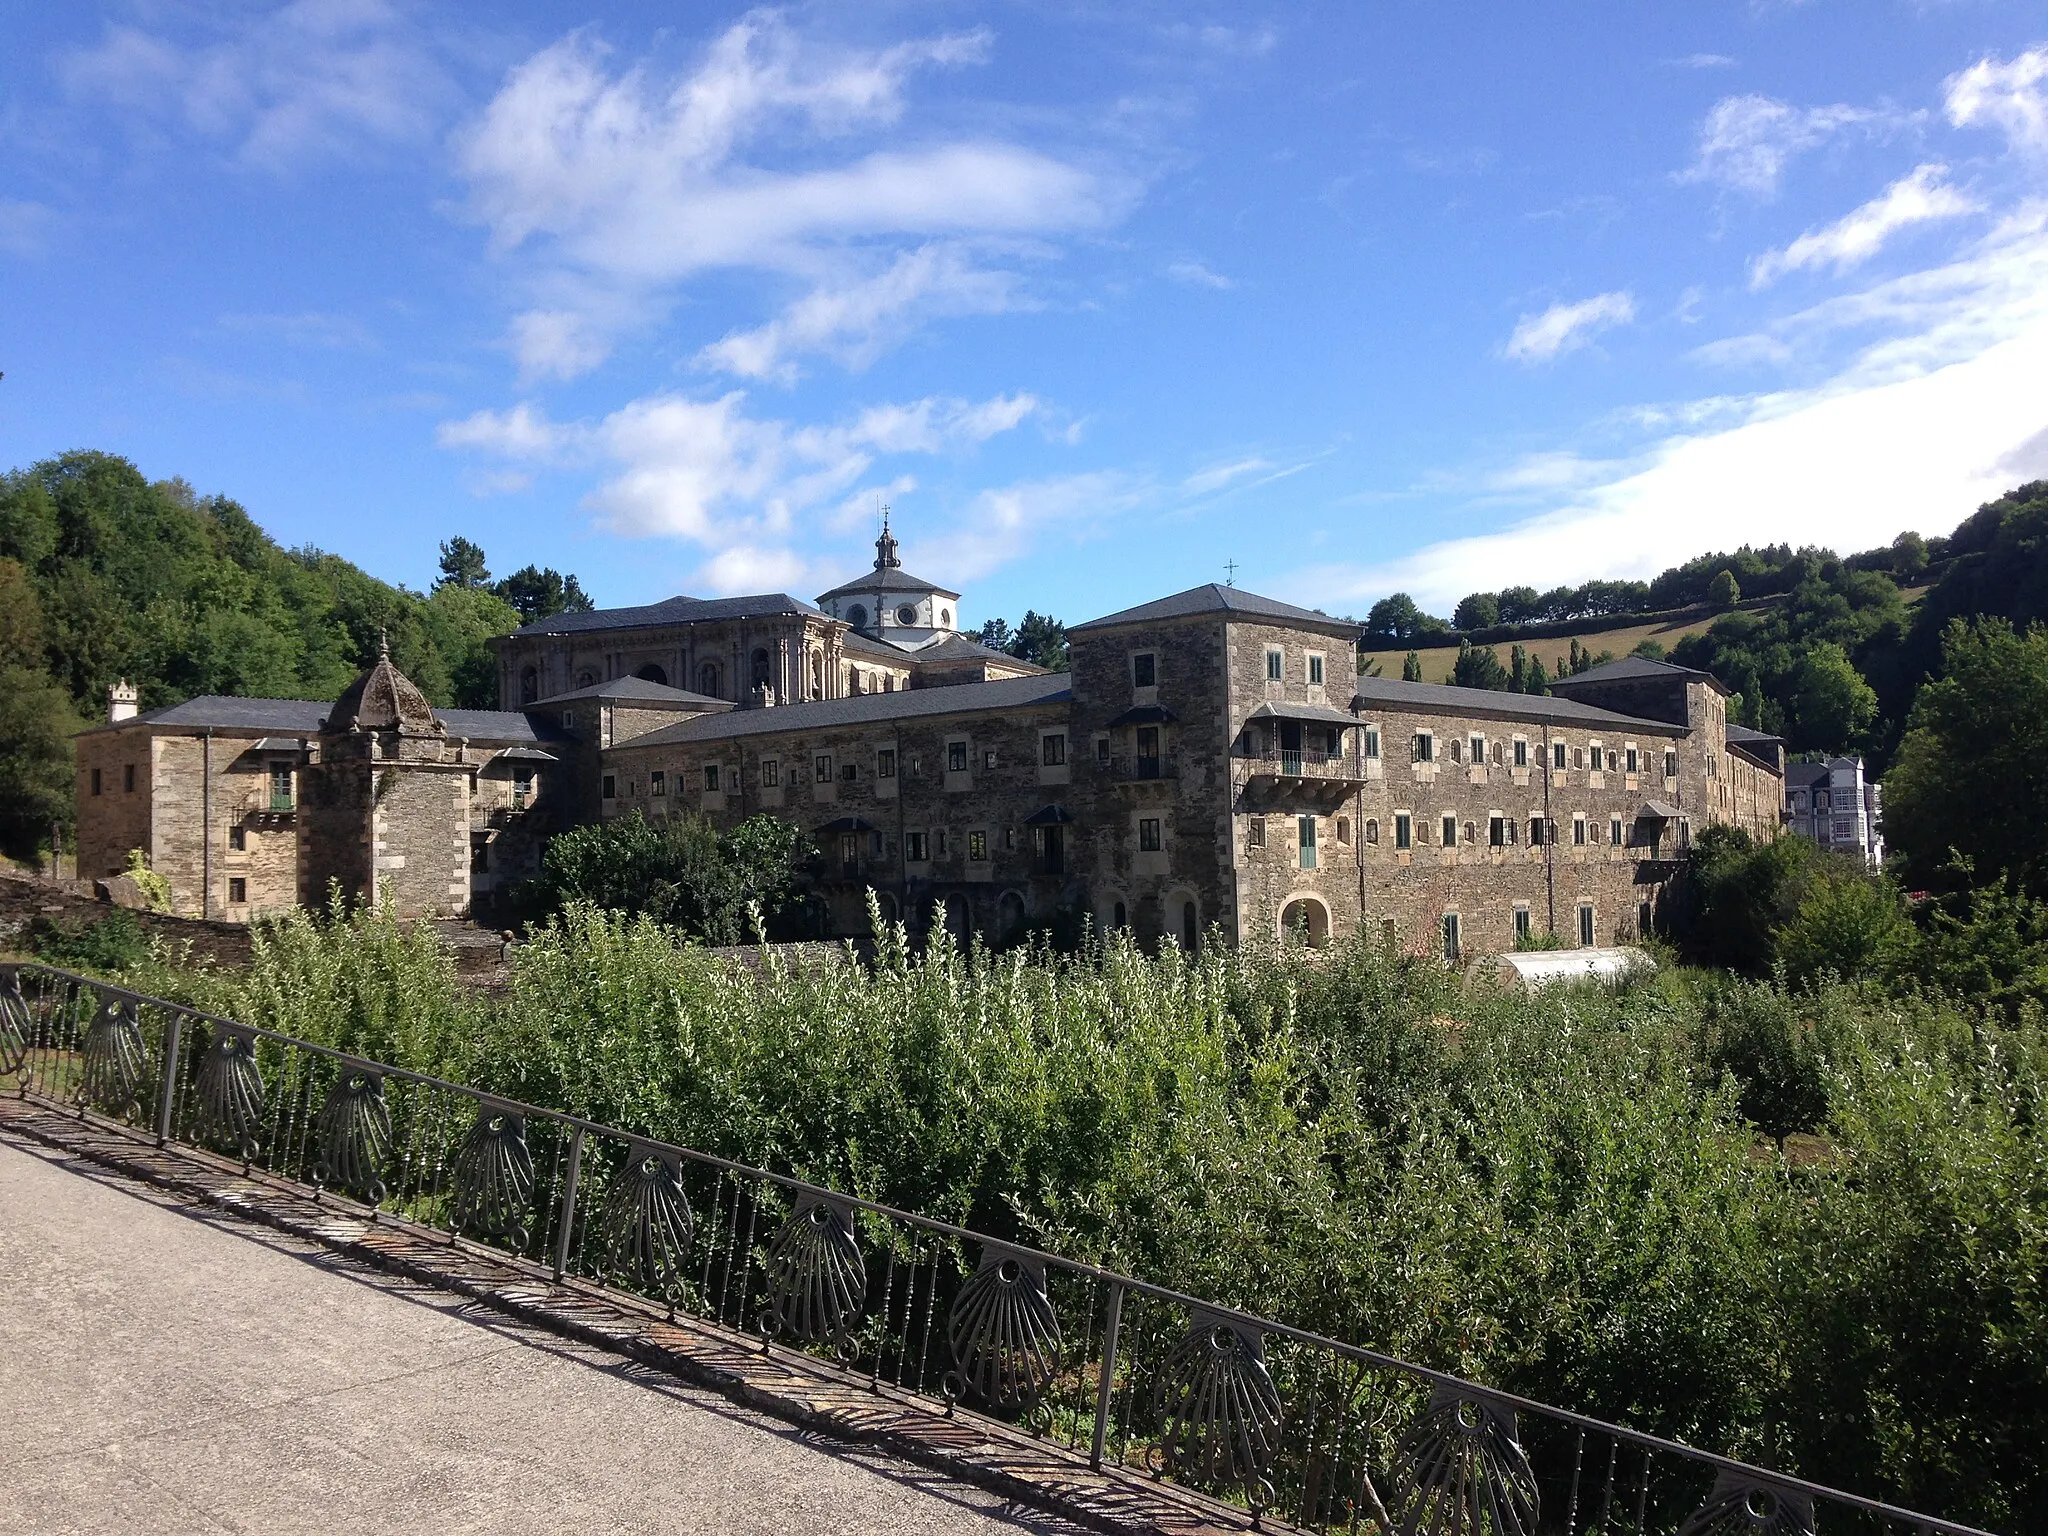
815, 511, 963, 647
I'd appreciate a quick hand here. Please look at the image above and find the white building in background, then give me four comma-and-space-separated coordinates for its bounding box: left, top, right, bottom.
1784, 757, 1884, 867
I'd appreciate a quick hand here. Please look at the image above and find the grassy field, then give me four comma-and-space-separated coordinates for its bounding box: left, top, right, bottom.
1362, 585, 1930, 684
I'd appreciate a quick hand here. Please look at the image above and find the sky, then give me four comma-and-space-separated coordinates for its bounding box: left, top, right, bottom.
4, 3, 2048, 627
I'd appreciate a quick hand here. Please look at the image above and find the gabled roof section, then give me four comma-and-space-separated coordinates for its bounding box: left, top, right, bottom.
614, 672, 1073, 749
529, 677, 732, 710
816, 567, 961, 602
1350, 677, 1686, 734
1548, 655, 1728, 695
80, 696, 566, 744
1070, 584, 1359, 638
911, 633, 1046, 670
508, 592, 823, 637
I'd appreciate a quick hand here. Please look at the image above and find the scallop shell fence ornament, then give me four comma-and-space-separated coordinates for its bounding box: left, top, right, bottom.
763, 1191, 865, 1352
599, 1143, 695, 1302
1387, 1385, 1540, 1536
0, 968, 29, 1076
944, 1243, 1061, 1414
313, 1067, 392, 1203
79, 994, 149, 1118
1150, 1310, 1284, 1512
450, 1105, 535, 1246
191, 1025, 266, 1158
1676, 1473, 1818, 1536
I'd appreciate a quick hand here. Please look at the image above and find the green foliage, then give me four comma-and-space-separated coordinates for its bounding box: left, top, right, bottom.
435, 536, 490, 590
1452, 592, 1499, 630
493, 564, 594, 624
123, 848, 173, 912
1367, 593, 1450, 641
0, 662, 79, 862
978, 609, 1069, 671
1907, 876, 2048, 1017
1401, 650, 1423, 682
1775, 860, 1915, 987
1708, 568, 1740, 608
28, 909, 150, 972
1886, 618, 2048, 898
1788, 641, 1876, 750
1676, 825, 1818, 974
1449, 638, 1508, 689
521, 811, 812, 943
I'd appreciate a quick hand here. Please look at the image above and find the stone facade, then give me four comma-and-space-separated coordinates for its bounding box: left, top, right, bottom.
77, 581, 1784, 954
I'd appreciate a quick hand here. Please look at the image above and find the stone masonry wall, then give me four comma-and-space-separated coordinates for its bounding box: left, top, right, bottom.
73, 726, 154, 890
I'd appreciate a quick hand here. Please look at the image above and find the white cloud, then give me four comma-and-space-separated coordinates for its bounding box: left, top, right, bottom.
1945, 45, 2048, 156
1166, 259, 1233, 290
1750, 163, 1981, 287
510, 309, 614, 383
1681, 94, 1891, 198
1670, 54, 1737, 70
1302, 217, 2048, 613
437, 387, 1044, 589
455, 17, 1124, 380
696, 244, 1023, 382
1182, 457, 1273, 495
59, 0, 452, 172
1503, 292, 1636, 363
908, 472, 1146, 584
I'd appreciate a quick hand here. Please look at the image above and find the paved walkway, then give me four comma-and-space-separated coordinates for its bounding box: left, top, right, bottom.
0, 1138, 1084, 1536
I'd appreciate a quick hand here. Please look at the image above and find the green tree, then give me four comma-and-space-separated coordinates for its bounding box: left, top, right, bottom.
1885, 618, 2048, 897
1891, 530, 1928, 580
1009, 610, 1069, 671
1787, 641, 1877, 751
1402, 650, 1423, 682
523, 811, 813, 942
1709, 569, 1741, 608
436, 537, 491, 590
0, 664, 79, 863
0, 558, 45, 667
1453, 592, 1499, 630
1775, 861, 1916, 987
1450, 638, 1508, 689
493, 565, 594, 623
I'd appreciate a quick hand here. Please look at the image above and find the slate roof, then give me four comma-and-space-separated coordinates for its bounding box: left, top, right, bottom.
1548, 655, 1728, 694
911, 633, 1046, 670
841, 631, 914, 662
616, 673, 1074, 749
84, 696, 566, 744
529, 677, 731, 710
815, 566, 961, 602
508, 593, 822, 637
1070, 584, 1359, 637
1723, 722, 1784, 745
1350, 677, 1685, 734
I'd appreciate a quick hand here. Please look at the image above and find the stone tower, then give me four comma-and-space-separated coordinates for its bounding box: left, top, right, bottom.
297, 638, 472, 917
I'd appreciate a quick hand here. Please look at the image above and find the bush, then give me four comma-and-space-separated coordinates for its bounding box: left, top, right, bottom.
29, 910, 151, 973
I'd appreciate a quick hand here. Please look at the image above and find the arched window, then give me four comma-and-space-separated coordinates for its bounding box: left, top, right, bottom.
575, 669, 596, 688
847, 604, 867, 630
699, 662, 721, 697
1112, 901, 1127, 930
939, 607, 952, 628
634, 663, 667, 687
1280, 898, 1331, 947
811, 653, 824, 697
751, 648, 771, 687
519, 666, 538, 704
1365, 818, 1379, 845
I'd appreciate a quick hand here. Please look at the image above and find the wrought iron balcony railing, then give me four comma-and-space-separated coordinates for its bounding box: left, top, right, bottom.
0, 960, 1995, 1536
1243, 747, 1367, 781
1103, 753, 1177, 781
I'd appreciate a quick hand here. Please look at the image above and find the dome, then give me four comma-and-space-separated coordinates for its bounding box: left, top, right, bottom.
324, 634, 441, 735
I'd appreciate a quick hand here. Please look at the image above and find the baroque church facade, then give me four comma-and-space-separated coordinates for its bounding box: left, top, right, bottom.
73, 538, 1785, 959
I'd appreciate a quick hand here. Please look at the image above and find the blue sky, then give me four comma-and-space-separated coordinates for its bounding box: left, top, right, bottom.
5, 3, 2048, 627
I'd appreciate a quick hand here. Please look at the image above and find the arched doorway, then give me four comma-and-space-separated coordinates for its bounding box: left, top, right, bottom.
943, 894, 971, 945
1279, 896, 1331, 948
699, 661, 721, 697
634, 663, 668, 687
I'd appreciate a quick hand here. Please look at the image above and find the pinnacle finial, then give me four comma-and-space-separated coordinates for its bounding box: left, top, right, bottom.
874, 504, 901, 570
378, 627, 390, 661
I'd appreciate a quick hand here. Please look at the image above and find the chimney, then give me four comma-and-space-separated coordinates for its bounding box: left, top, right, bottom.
108, 679, 139, 723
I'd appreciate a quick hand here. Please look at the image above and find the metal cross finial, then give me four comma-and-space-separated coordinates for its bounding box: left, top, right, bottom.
1224, 559, 1240, 587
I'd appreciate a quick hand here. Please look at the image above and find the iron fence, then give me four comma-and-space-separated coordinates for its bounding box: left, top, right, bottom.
0, 960, 2001, 1536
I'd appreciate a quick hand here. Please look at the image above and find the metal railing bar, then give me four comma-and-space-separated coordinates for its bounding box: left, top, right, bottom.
0, 961, 2001, 1536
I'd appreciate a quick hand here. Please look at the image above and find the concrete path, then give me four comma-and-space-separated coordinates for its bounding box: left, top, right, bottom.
0, 1138, 1084, 1536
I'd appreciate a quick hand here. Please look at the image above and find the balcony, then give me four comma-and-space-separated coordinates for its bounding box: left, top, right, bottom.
1237, 747, 1370, 809
1103, 753, 1178, 782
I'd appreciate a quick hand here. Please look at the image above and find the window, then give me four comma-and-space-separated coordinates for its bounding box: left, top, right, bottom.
1133, 653, 1157, 688
1513, 738, 1528, 768
269, 764, 292, 810
706, 764, 725, 792
1041, 733, 1066, 767
602, 775, 616, 800
936, 830, 950, 857
897, 604, 918, 626
1578, 903, 1596, 947
699, 662, 721, 697
471, 838, 490, 874
1573, 747, 1585, 770
1442, 815, 1458, 848
228, 877, 247, 904
1414, 732, 1434, 763
1136, 726, 1161, 770
519, 666, 538, 704
1363, 727, 1381, 759
1470, 734, 1485, 763
1365, 818, 1379, 845
1528, 817, 1545, 846
1449, 738, 1462, 764
1003, 826, 1018, 852
1095, 736, 1110, 762
1664, 750, 1678, 779
1266, 648, 1284, 681
1441, 913, 1461, 962
1514, 906, 1531, 939
814, 755, 832, 784
948, 741, 969, 773
562, 711, 575, 729
877, 750, 895, 778
1139, 817, 1163, 852
1248, 816, 1266, 849
229, 824, 246, 852
840, 762, 858, 783
968, 830, 988, 860
651, 770, 666, 797
1626, 745, 1639, 774
1639, 900, 1654, 938
1336, 816, 1351, 845
847, 604, 867, 629
982, 749, 998, 770
763, 759, 781, 787
906, 831, 928, 861
1506, 818, 1518, 845
1308, 653, 1325, 685
124, 763, 136, 793
1610, 816, 1624, 846
1489, 814, 1506, 847
1298, 815, 1317, 869
513, 770, 532, 808
1552, 742, 1567, 770
90, 768, 102, 796
1573, 815, 1587, 846
1395, 812, 1413, 850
